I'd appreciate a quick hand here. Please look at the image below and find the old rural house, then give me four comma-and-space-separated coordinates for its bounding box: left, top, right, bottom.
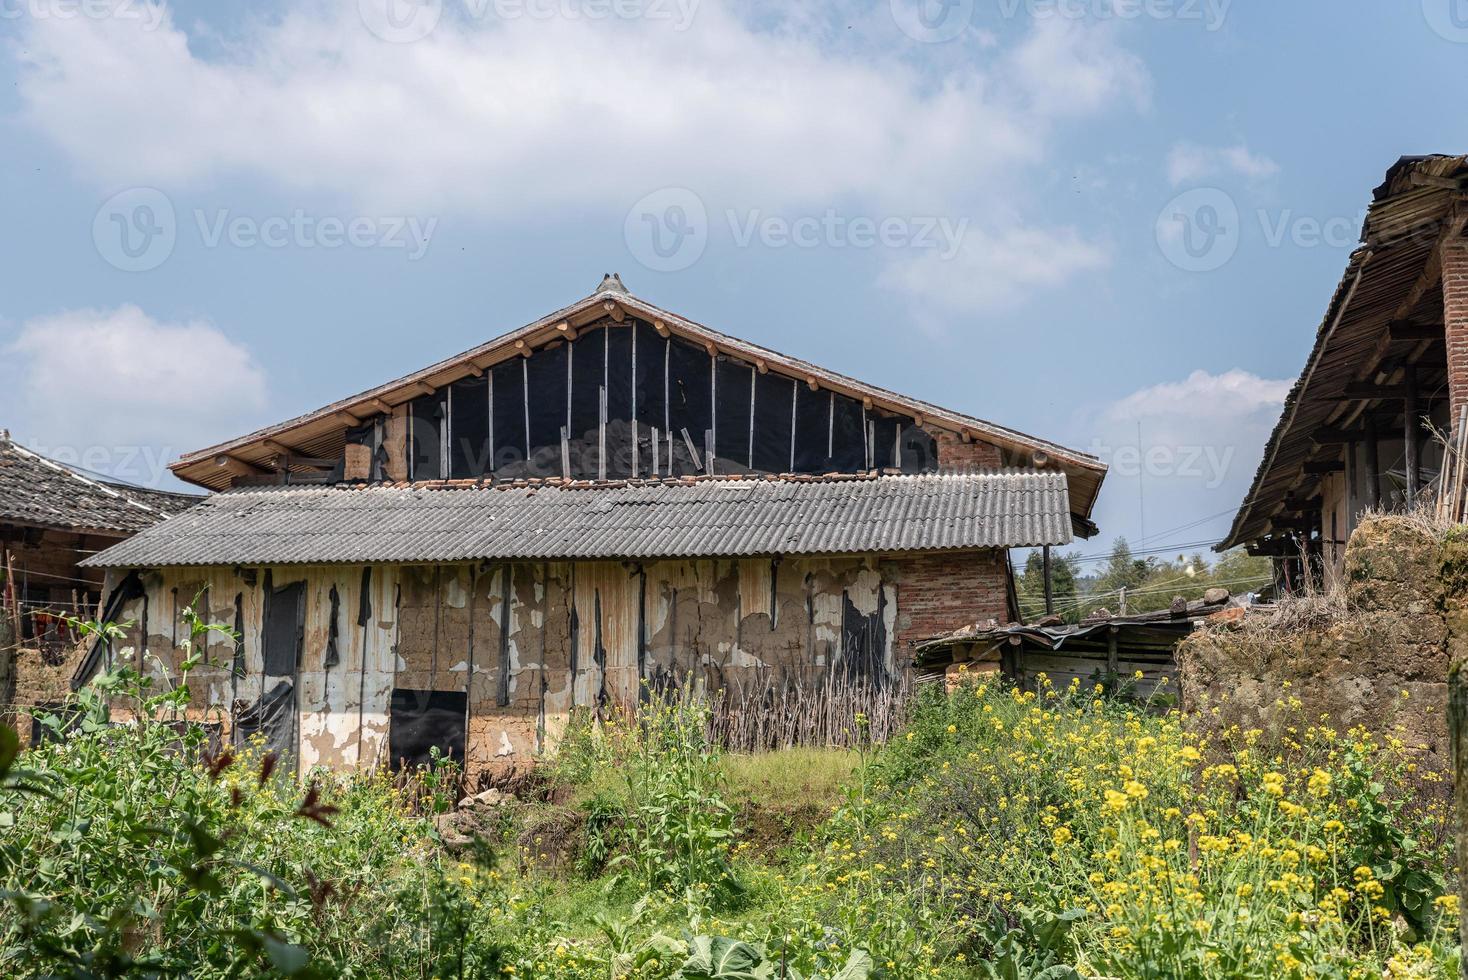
0, 432, 198, 732
1221, 154, 1468, 581
80, 276, 1106, 779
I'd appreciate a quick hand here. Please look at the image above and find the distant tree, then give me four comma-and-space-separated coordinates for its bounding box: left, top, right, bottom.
1015, 550, 1079, 623
1093, 538, 1151, 596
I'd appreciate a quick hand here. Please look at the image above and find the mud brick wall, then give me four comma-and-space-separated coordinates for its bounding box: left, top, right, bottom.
1178, 516, 1454, 769
94, 548, 1010, 780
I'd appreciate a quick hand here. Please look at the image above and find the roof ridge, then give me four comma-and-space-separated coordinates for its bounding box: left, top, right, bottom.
8, 439, 169, 519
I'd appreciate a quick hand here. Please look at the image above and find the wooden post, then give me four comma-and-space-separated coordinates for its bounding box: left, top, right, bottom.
1364, 421, 1381, 509
1107, 627, 1120, 691
1406, 367, 1420, 504
0, 546, 15, 725
1042, 545, 1054, 616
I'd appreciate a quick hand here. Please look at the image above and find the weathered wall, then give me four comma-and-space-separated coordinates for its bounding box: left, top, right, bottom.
99, 549, 1004, 779
1177, 516, 1451, 768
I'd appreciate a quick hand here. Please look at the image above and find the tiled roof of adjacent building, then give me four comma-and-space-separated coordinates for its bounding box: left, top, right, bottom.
0, 435, 203, 536
83, 470, 1072, 568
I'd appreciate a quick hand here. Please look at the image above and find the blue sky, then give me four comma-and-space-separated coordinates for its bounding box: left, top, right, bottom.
1, 0, 1464, 561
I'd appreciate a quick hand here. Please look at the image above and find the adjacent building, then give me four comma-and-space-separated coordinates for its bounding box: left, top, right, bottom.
83, 276, 1106, 777
1220, 154, 1468, 582
0, 432, 198, 731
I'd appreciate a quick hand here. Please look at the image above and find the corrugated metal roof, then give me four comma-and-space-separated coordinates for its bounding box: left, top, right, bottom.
83, 470, 1072, 568
0, 436, 202, 536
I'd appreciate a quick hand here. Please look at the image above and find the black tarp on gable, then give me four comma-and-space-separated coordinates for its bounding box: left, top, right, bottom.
570, 326, 606, 477
633, 321, 668, 476
751, 372, 796, 473
409, 391, 445, 481
714, 356, 754, 474
830, 392, 866, 472
491, 357, 529, 477
791, 385, 829, 473
666, 335, 712, 475
525, 341, 568, 478
900, 423, 938, 472
605, 325, 636, 480
448, 375, 490, 480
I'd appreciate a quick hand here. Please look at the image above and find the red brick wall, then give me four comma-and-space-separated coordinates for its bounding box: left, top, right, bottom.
1446, 240, 1468, 432
883, 550, 1011, 664
933, 430, 1003, 471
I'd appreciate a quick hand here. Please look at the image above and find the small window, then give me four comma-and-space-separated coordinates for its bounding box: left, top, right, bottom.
388, 689, 467, 771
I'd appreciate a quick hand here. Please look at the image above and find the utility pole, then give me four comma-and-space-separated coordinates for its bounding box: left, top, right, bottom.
1042, 545, 1054, 616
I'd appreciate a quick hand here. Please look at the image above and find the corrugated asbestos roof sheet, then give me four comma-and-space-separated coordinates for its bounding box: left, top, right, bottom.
0, 437, 202, 536
83, 471, 1072, 568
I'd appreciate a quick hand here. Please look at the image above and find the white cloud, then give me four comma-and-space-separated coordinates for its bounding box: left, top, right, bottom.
879, 224, 1110, 315
3, 306, 267, 485
11, 2, 1152, 311
1004, 14, 1151, 118
1103, 368, 1290, 424
1084, 369, 1291, 549
1165, 142, 1279, 187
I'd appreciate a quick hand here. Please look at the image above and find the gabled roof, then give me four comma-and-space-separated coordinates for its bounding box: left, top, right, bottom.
84, 470, 1073, 568
1218, 154, 1468, 550
171, 277, 1106, 517
0, 434, 202, 537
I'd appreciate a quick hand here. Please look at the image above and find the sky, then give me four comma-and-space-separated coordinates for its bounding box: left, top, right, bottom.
0, 0, 1464, 564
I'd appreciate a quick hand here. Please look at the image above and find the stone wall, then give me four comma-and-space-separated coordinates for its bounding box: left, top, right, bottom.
1177, 516, 1451, 768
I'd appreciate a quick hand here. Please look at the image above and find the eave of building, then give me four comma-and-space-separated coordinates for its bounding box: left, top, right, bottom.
170, 282, 1107, 516
1218, 154, 1468, 552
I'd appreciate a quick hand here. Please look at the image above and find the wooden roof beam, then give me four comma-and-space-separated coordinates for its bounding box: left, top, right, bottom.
1302, 460, 1345, 474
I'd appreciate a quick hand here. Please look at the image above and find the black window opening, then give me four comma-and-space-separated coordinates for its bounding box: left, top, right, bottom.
448, 375, 491, 480
409, 390, 446, 481
388, 689, 467, 771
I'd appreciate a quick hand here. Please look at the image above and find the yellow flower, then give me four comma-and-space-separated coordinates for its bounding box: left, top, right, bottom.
1052, 826, 1073, 846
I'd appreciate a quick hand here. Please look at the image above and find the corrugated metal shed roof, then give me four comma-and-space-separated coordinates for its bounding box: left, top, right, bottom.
83, 470, 1072, 568
0, 436, 201, 536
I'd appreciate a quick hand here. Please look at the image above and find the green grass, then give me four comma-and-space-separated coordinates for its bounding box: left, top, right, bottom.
717, 747, 858, 809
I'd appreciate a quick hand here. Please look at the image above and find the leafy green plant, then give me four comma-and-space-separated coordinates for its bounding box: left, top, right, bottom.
610, 698, 742, 907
